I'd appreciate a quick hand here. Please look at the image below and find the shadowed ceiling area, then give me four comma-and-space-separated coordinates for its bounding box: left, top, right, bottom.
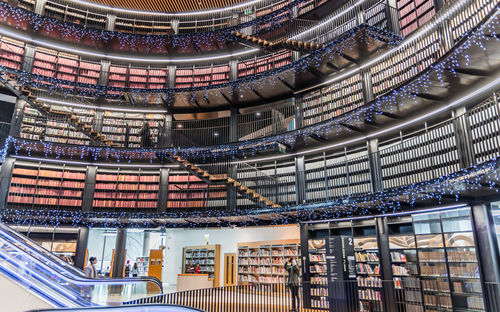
80, 0, 254, 12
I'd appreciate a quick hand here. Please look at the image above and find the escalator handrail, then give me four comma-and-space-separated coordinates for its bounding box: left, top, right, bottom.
26, 304, 204, 311
0, 223, 163, 292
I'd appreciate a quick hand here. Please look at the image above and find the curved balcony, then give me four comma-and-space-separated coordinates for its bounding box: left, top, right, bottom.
15, 0, 335, 35
4, 0, 497, 151
2, 89, 500, 226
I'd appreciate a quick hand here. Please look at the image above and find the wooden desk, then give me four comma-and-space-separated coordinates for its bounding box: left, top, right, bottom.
177, 274, 213, 292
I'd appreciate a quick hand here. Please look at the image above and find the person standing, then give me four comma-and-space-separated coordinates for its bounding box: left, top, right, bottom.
84, 257, 97, 278
82, 257, 97, 300
130, 262, 139, 277
125, 260, 131, 277
285, 257, 300, 312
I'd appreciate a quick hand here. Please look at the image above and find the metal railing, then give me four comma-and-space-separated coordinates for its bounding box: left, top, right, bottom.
126, 281, 500, 312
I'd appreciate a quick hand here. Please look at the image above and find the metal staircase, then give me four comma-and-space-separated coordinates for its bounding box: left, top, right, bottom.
170, 155, 280, 209
233, 31, 325, 53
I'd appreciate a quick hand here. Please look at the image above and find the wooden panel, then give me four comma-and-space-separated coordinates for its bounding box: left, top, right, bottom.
85, 0, 248, 13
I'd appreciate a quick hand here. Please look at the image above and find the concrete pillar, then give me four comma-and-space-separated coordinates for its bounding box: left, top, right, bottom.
99, 61, 111, 86
157, 168, 169, 213
34, 0, 47, 15
22, 44, 36, 73
81, 166, 97, 212
0, 157, 15, 210
168, 65, 176, 89
111, 228, 127, 278
74, 227, 89, 270
453, 107, 476, 168
471, 204, 500, 311
8, 98, 23, 137
142, 232, 150, 257
171, 20, 180, 35
295, 156, 306, 205
367, 138, 383, 193
105, 14, 116, 31
385, 0, 401, 36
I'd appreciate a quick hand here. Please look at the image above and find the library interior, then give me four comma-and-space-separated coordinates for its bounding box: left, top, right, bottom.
0, 0, 499, 311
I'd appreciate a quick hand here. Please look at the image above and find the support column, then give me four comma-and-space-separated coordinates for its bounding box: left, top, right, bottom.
168, 65, 176, 89
34, 0, 47, 15
171, 20, 180, 35
453, 107, 476, 168
0, 157, 15, 210
367, 138, 383, 193
361, 70, 375, 123
293, 96, 303, 130
227, 107, 238, 210
385, 0, 401, 36
22, 44, 36, 73
99, 61, 111, 86
161, 113, 173, 148
105, 14, 116, 31
82, 166, 97, 212
295, 156, 306, 205
376, 218, 397, 312
438, 17, 454, 52
74, 227, 89, 270
142, 232, 150, 257
111, 228, 127, 278
9, 98, 25, 137
471, 204, 500, 312
157, 168, 169, 213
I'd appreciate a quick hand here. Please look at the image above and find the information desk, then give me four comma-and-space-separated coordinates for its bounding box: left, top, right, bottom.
177, 274, 213, 292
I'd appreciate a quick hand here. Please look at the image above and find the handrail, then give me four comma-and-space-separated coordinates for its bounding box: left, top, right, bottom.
0, 223, 163, 291
27, 305, 203, 312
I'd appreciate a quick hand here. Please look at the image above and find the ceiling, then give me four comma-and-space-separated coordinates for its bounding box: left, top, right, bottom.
81, 0, 252, 12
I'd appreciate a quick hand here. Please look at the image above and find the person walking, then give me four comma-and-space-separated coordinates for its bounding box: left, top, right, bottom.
284, 257, 300, 312
130, 262, 139, 277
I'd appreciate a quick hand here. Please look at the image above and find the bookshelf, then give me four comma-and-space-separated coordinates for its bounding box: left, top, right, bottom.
413, 208, 484, 312
167, 173, 226, 210
93, 168, 159, 211
237, 51, 291, 78
134, 256, 149, 276
175, 65, 229, 89
237, 239, 300, 286
388, 221, 423, 312
182, 244, 221, 287
20, 104, 94, 146
307, 237, 328, 309
302, 74, 363, 126
7, 161, 86, 211
354, 227, 383, 312
0, 37, 24, 70
101, 111, 164, 148
397, 0, 436, 37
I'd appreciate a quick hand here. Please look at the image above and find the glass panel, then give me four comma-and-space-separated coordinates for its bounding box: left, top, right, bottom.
441, 208, 472, 232
416, 234, 444, 248
444, 232, 475, 247
389, 235, 416, 249
413, 212, 442, 234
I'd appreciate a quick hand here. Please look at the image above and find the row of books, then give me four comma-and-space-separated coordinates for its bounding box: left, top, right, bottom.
9, 187, 82, 197
357, 276, 382, 288
8, 195, 82, 206
356, 263, 380, 275
11, 177, 85, 189
424, 294, 452, 308
311, 298, 329, 309
96, 174, 159, 182
167, 201, 208, 208
359, 289, 382, 301
309, 254, 325, 262
93, 200, 157, 208
356, 252, 379, 262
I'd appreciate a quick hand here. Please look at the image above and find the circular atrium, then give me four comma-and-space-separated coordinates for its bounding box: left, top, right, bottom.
0, 0, 499, 311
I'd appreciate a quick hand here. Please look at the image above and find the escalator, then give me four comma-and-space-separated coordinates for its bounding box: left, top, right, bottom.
0, 221, 163, 310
